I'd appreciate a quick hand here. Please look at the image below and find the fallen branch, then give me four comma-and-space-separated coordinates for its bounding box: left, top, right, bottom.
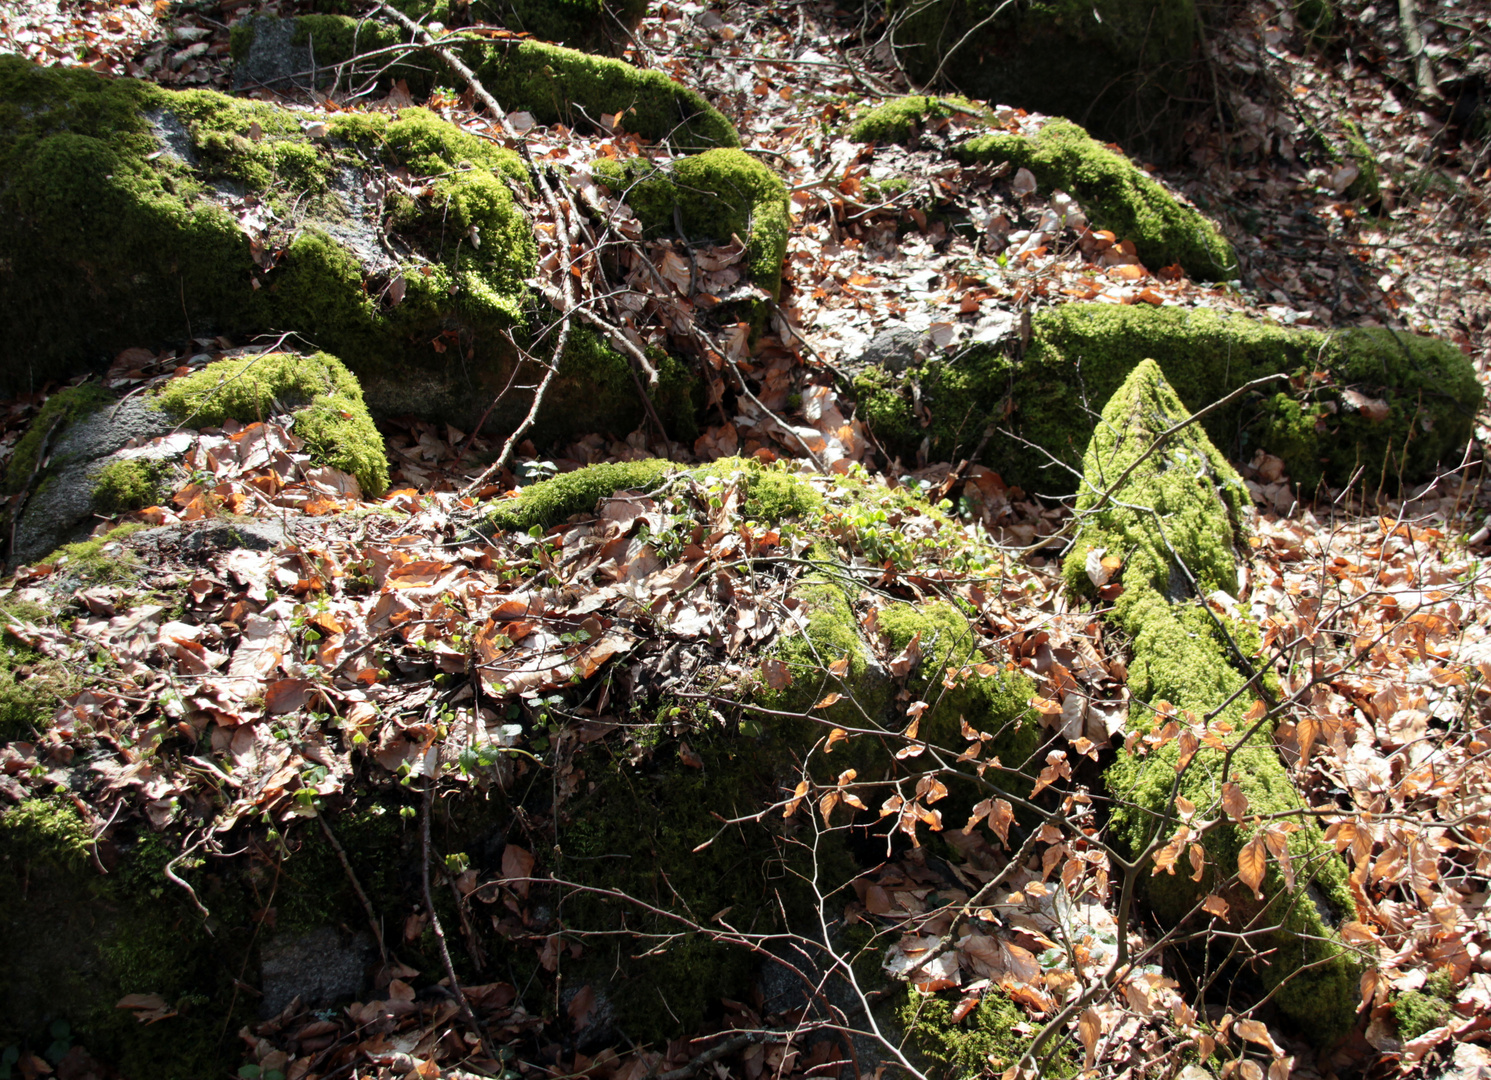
317, 811, 388, 965
422, 780, 490, 1056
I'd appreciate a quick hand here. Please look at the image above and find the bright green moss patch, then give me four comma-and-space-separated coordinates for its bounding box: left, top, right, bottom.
45, 522, 151, 584
594, 149, 791, 298
487, 457, 822, 533
957, 120, 1235, 280
91, 459, 169, 516
855, 304, 1482, 496
1068, 362, 1359, 1040
899, 986, 1078, 1077
848, 95, 984, 143
888, 0, 1196, 159
1392, 969, 1455, 1039
155, 352, 389, 497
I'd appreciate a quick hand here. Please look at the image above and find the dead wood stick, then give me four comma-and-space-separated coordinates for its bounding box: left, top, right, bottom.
317, 811, 388, 965
421, 780, 491, 1056
1397, 0, 1442, 102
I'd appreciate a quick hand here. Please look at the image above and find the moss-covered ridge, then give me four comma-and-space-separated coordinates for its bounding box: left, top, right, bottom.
156, 351, 390, 497
1065, 361, 1359, 1039
593, 149, 792, 300
229, 16, 739, 151
957, 119, 1235, 280
887, 0, 1197, 160
847, 95, 986, 144
854, 304, 1481, 496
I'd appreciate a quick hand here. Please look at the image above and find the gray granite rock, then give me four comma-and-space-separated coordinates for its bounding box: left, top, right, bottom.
259, 925, 376, 1018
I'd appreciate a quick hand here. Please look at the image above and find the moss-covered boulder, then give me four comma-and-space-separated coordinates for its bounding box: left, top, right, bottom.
1065, 360, 1359, 1039
229, 16, 739, 151
887, 0, 1197, 158
0, 55, 696, 441
855, 304, 1481, 496
957, 119, 1235, 280
155, 351, 389, 496
593, 149, 792, 300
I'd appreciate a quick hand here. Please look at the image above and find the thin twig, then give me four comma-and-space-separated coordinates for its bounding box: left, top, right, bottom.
318, 811, 388, 965
422, 780, 491, 1055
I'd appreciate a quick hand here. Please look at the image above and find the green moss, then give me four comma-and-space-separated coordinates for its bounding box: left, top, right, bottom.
1392, 969, 1455, 1039
0, 601, 77, 742
155, 352, 389, 497
594, 149, 791, 299
848, 96, 984, 143
237, 16, 737, 151
558, 720, 836, 1042
486, 457, 822, 533
887, 0, 1197, 158
855, 304, 1482, 496
297, 0, 648, 55
899, 987, 1078, 1077
46, 522, 151, 584
91, 459, 168, 516
5, 384, 112, 494
0, 57, 542, 423
1341, 120, 1380, 204
1067, 362, 1358, 1040
0, 800, 257, 1080
958, 120, 1234, 280
537, 326, 699, 446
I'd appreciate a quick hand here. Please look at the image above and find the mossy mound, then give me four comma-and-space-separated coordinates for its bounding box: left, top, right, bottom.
486, 455, 821, 532
305, 0, 649, 55
0, 601, 80, 742
0, 56, 696, 442
90, 459, 171, 516
899, 987, 1079, 1077
1066, 361, 1359, 1040
854, 304, 1481, 496
229, 16, 738, 151
594, 149, 792, 300
155, 351, 390, 497
957, 120, 1234, 280
847, 95, 986, 143
887, 0, 1198, 159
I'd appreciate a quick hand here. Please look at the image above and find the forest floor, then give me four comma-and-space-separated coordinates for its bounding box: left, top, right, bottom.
2, 0, 1491, 1078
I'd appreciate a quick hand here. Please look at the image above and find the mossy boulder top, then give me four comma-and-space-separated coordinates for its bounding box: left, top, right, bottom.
887, 0, 1198, 158
0, 55, 534, 414
855, 303, 1482, 496
230, 15, 739, 151
304, 0, 650, 56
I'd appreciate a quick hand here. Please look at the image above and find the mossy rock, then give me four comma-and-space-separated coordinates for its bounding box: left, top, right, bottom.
887, 0, 1198, 159
485, 455, 821, 532
229, 16, 738, 152
1067, 362, 1359, 1040
847, 95, 987, 144
0, 600, 80, 742
957, 119, 1235, 280
155, 351, 390, 497
304, 0, 649, 55
854, 304, 1481, 496
899, 986, 1079, 1077
0, 56, 697, 442
594, 149, 792, 300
